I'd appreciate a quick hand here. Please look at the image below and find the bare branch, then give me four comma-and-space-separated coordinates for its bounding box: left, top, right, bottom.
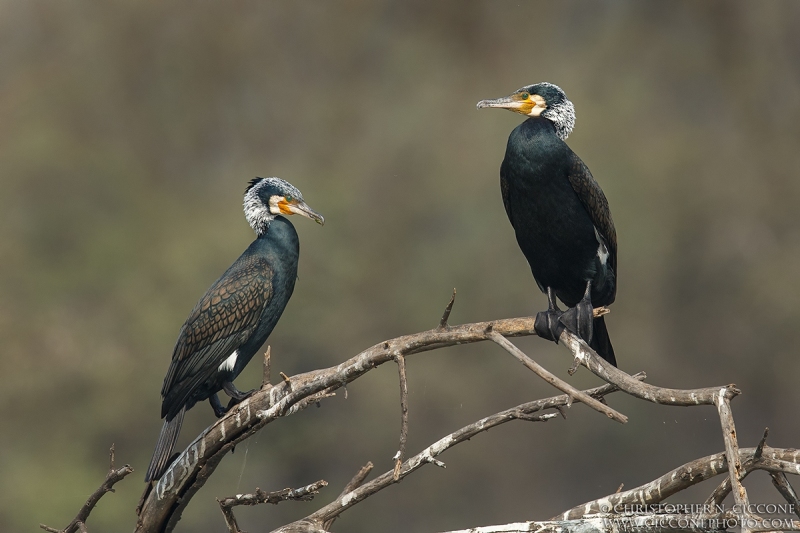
134, 315, 738, 532
439, 513, 800, 533
438, 289, 456, 329
755, 427, 769, 460
273, 379, 636, 531
323, 462, 374, 531
558, 329, 739, 405
393, 355, 409, 480
40, 445, 134, 533
262, 346, 272, 390
714, 391, 750, 531
771, 472, 800, 519
557, 447, 800, 521
487, 330, 627, 423
136, 316, 547, 531
218, 481, 328, 533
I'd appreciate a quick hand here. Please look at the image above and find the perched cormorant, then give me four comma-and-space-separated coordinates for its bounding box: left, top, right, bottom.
477, 83, 617, 365
145, 177, 324, 482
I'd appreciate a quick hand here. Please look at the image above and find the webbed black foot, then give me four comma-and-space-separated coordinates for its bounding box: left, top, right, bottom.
534, 287, 565, 342
209, 393, 228, 418
223, 381, 257, 410
559, 280, 594, 344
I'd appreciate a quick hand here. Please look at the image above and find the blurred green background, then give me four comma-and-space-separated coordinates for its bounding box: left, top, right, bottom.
2, 1, 800, 531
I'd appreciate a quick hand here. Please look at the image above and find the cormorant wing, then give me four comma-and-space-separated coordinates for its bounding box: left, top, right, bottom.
566, 153, 617, 278
160, 258, 274, 418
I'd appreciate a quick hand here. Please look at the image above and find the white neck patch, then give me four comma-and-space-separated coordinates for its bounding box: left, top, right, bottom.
243, 184, 275, 235
543, 99, 576, 140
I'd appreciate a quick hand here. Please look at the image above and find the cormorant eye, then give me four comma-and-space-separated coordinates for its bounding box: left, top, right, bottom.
521, 92, 530, 100
285, 195, 294, 202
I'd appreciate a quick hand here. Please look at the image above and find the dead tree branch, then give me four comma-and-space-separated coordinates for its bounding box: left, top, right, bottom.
133, 309, 739, 532
270, 378, 637, 532
136, 315, 553, 531
558, 329, 739, 405
40, 445, 134, 533
393, 354, 409, 480
438, 513, 800, 533
771, 472, 800, 519
322, 462, 373, 531
217, 480, 328, 533
438, 289, 456, 330
487, 330, 627, 423
557, 447, 800, 521
46, 293, 763, 533
714, 391, 752, 531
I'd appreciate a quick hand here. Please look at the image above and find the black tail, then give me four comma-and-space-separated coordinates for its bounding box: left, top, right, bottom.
145, 406, 185, 482
590, 316, 616, 367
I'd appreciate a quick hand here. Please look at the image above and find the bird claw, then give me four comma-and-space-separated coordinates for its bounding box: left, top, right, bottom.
209, 393, 229, 418
535, 308, 565, 343
225, 387, 257, 411
559, 300, 594, 345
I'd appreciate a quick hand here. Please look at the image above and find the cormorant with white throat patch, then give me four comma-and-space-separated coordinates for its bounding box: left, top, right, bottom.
477, 83, 617, 365
145, 177, 324, 482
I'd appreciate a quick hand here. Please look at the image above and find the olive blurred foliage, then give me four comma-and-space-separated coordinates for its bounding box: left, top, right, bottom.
2, 1, 800, 532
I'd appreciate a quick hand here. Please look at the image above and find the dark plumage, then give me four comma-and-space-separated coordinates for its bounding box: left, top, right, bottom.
478, 83, 617, 365
145, 177, 323, 482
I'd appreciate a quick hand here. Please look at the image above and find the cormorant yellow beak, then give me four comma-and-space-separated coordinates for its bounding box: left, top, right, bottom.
477, 92, 545, 117
279, 199, 325, 225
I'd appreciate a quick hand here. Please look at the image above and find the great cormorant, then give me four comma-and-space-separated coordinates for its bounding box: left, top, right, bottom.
145, 177, 324, 482
477, 83, 617, 366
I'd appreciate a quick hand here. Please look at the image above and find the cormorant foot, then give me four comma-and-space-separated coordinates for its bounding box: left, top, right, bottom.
223, 381, 258, 411
535, 308, 565, 343
559, 300, 594, 345
223, 381, 256, 402
209, 393, 228, 418
226, 391, 257, 412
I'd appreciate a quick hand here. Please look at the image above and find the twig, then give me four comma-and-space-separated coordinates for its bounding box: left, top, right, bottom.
714, 390, 750, 532
771, 472, 800, 519
487, 330, 627, 423
262, 346, 272, 390
558, 329, 739, 405
323, 462, 374, 531
438, 289, 456, 329
273, 379, 635, 531
393, 355, 409, 480
40, 445, 134, 533
755, 427, 769, 459
218, 480, 328, 533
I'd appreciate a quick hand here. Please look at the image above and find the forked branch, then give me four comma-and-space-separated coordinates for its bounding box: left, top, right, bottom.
40, 445, 134, 533
273, 378, 638, 531
218, 480, 328, 533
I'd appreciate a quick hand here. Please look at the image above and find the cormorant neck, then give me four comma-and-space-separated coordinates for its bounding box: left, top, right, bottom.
541, 99, 575, 140
244, 189, 276, 235
252, 218, 274, 237
254, 215, 294, 238
522, 116, 560, 137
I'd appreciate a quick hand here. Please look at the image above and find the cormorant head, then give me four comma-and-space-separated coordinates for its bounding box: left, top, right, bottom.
477, 82, 575, 140
243, 177, 324, 235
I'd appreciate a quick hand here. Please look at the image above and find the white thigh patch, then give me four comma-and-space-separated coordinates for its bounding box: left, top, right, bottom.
594, 227, 609, 266
218, 350, 238, 373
